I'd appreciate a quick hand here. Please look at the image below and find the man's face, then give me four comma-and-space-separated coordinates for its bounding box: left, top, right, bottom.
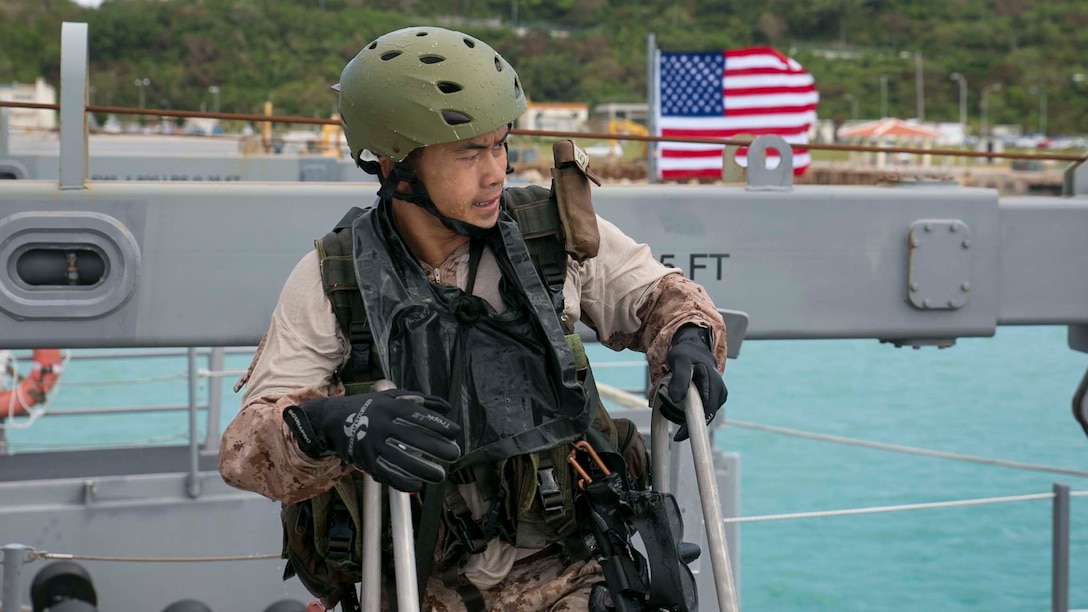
413, 125, 510, 229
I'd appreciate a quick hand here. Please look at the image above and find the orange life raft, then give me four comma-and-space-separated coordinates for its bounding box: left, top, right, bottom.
1, 349, 63, 420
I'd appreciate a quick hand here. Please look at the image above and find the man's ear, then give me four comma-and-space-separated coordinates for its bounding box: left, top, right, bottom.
378, 157, 396, 179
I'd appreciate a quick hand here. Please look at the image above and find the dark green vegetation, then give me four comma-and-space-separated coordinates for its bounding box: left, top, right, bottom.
2, 0, 1086, 135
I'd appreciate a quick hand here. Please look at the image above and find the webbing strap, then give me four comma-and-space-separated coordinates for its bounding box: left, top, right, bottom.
414, 481, 446, 604
505, 185, 568, 317
439, 564, 487, 612
509, 196, 561, 239
316, 207, 384, 393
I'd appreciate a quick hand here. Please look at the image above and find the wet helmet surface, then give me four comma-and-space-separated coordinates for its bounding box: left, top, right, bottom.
337, 26, 527, 163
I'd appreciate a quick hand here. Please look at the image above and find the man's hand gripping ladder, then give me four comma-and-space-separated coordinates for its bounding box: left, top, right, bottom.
652, 382, 740, 612
361, 379, 419, 612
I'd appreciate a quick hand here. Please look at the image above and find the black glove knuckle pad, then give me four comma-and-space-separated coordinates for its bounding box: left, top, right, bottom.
285, 390, 462, 493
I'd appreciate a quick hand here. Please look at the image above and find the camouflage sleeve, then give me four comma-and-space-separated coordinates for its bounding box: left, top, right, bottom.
570, 217, 727, 401
217, 251, 353, 504
613, 274, 727, 396
219, 389, 352, 505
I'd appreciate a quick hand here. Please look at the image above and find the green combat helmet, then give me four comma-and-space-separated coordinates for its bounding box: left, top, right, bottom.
335, 26, 527, 165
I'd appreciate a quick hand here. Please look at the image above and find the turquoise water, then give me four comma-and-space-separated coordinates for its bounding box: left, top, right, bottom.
6, 326, 1087, 610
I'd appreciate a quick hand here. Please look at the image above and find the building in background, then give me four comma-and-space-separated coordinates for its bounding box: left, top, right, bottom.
0, 78, 57, 131
519, 102, 588, 133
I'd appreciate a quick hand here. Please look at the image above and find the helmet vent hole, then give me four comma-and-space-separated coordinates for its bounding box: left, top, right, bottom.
437, 81, 463, 94
514, 78, 522, 97
463, 38, 476, 48
493, 56, 503, 72
420, 55, 445, 65
441, 110, 473, 126
368, 42, 377, 50
415, 31, 428, 36
380, 50, 402, 61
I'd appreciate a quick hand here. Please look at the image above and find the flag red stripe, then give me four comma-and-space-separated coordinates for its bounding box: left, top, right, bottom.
724, 67, 810, 77
661, 166, 809, 178
661, 168, 727, 180
723, 47, 786, 59
716, 103, 818, 116
661, 126, 810, 138
661, 147, 809, 158
723, 86, 817, 97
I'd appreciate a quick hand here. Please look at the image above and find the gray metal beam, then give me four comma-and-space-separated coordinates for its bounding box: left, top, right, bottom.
0, 152, 375, 183
3, 179, 1086, 349
996, 197, 1088, 325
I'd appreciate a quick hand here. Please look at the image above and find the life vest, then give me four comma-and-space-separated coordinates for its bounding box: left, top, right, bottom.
281, 184, 649, 611
0, 349, 63, 422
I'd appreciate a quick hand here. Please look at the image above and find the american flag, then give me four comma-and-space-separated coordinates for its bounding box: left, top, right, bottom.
654, 47, 819, 179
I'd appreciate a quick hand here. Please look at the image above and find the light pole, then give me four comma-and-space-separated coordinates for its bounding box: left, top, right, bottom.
1028, 86, 1047, 136
897, 50, 925, 119
979, 83, 1001, 140
880, 73, 888, 118
914, 51, 925, 121
208, 85, 220, 114
949, 72, 967, 133
134, 77, 150, 125
844, 93, 858, 120
134, 77, 150, 109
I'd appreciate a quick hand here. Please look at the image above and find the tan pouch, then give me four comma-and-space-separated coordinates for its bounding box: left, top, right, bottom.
551, 140, 602, 262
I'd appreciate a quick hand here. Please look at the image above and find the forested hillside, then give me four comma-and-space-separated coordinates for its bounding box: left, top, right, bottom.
1, 0, 1086, 135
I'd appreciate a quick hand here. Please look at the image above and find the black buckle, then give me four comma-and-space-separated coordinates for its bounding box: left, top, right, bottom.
326, 505, 354, 560
348, 342, 370, 372
536, 467, 564, 516
449, 468, 477, 485
450, 511, 488, 555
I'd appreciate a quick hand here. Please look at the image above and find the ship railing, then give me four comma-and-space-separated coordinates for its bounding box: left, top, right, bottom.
0, 347, 657, 457
0, 347, 252, 455
2, 487, 1084, 611
2, 347, 1087, 609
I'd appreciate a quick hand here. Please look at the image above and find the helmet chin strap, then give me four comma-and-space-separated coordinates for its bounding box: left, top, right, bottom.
376, 159, 512, 240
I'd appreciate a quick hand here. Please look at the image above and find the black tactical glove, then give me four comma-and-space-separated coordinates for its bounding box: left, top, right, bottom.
282, 390, 461, 493
658, 324, 727, 442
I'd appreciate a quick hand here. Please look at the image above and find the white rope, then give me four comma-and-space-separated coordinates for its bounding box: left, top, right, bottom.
727, 419, 1088, 478
7, 430, 191, 450
594, 381, 1088, 479
1, 351, 43, 429
725, 491, 1065, 524
61, 372, 190, 387
199, 368, 246, 378
0, 350, 13, 382
596, 382, 649, 409
29, 549, 279, 563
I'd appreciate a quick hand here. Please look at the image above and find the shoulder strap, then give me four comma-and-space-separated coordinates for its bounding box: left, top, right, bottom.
315, 206, 383, 394
504, 185, 569, 326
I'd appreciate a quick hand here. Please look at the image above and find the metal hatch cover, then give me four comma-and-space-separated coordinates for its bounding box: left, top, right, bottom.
907, 219, 972, 310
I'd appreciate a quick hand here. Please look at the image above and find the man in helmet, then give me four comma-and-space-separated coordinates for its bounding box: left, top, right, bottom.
219, 26, 727, 611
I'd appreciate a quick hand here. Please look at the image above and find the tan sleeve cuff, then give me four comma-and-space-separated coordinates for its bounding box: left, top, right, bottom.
219, 388, 350, 504
600, 274, 727, 402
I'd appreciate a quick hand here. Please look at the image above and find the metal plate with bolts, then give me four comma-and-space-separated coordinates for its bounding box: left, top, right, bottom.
907, 219, 973, 310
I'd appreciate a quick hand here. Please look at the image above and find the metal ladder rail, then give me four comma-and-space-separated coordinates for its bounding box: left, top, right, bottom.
361, 380, 419, 612
651, 384, 739, 612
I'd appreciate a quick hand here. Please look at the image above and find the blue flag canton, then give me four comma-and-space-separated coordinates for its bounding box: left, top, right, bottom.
659, 52, 724, 117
